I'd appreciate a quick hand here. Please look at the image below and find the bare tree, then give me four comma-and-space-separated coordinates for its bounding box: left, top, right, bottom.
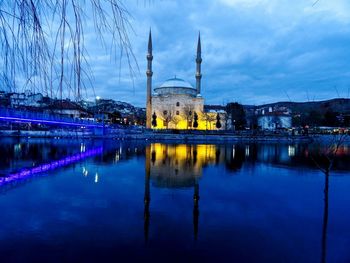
159, 108, 175, 129
311, 133, 348, 176
170, 115, 181, 129
201, 111, 216, 130
0, 1, 136, 101
310, 133, 349, 263
183, 104, 194, 129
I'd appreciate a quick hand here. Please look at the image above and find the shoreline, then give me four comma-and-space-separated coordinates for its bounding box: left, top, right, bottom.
0, 130, 313, 143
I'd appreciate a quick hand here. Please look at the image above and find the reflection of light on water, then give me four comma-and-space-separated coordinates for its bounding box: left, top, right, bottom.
115, 151, 120, 162
82, 167, 88, 177
14, 143, 22, 153
1, 147, 103, 187
95, 173, 99, 183
245, 145, 250, 157
80, 143, 86, 153
232, 145, 236, 159
288, 145, 296, 157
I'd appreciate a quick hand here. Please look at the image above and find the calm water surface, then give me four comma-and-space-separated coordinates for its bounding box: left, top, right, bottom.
0, 138, 349, 263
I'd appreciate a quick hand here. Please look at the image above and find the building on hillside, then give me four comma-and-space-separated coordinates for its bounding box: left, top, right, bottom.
44, 100, 89, 118
9, 93, 26, 108
26, 93, 43, 107
258, 112, 292, 130
8, 91, 44, 108
145, 30, 225, 130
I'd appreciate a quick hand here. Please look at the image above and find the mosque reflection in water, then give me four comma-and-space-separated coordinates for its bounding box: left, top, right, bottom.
144, 144, 214, 241
0, 139, 350, 262
143, 143, 249, 240
141, 142, 348, 243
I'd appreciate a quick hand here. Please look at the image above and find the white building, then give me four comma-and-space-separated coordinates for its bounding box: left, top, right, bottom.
258, 113, 292, 130
10, 93, 26, 108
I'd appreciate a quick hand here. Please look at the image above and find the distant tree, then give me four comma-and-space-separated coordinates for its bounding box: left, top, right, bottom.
160, 108, 177, 129
226, 102, 246, 130
323, 110, 339, 127
300, 110, 323, 127
310, 132, 349, 263
201, 111, 216, 130
170, 116, 181, 129
110, 111, 122, 124
216, 113, 222, 129
183, 104, 194, 129
151, 112, 157, 128
193, 112, 199, 129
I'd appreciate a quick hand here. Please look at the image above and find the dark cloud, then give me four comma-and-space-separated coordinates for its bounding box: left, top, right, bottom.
83, 0, 350, 106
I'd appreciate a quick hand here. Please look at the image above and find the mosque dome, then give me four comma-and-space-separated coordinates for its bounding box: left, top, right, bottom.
154, 77, 197, 96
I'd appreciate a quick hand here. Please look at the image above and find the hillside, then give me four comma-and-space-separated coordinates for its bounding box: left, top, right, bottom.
257, 98, 350, 115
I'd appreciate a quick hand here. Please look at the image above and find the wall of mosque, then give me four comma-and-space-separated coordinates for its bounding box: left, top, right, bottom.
151, 94, 226, 130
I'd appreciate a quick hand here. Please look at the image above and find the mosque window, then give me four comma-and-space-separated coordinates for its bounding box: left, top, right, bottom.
176, 102, 180, 107
176, 111, 180, 115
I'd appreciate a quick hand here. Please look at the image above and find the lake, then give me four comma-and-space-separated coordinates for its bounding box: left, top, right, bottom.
0, 138, 349, 263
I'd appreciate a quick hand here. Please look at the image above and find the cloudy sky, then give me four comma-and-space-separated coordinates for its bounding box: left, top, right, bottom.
86, 0, 350, 107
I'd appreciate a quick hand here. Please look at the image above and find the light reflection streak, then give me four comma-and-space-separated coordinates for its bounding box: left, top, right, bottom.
0, 116, 103, 128
0, 147, 103, 187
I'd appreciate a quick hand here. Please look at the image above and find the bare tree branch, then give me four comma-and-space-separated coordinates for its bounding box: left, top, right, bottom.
0, 0, 137, 101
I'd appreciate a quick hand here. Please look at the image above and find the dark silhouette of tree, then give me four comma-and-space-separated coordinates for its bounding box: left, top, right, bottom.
323, 110, 339, 127
193, 111, 198, 129
226, 102, 246, 130
310, 133, 348, 263
151, 112, 157, 128
110, 111, 122, 124
302, 110, 324, 127
216, 113, 221, 129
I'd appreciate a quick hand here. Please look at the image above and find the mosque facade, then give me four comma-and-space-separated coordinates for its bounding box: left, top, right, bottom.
145, 30, 225, 130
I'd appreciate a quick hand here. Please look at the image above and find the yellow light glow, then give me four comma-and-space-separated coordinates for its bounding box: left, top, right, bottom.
152, 112, 221, 130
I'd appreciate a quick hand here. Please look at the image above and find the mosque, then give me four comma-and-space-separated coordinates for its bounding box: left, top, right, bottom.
145, 30, 225, 130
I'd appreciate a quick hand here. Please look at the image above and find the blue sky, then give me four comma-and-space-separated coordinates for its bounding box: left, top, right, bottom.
85, 0, 350, 106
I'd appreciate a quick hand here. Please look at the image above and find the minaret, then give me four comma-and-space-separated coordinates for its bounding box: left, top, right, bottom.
146, 29, 153, 129
195, 32, 202, 96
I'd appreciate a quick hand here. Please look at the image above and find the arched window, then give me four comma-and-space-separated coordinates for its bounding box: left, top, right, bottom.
176, 102, 180, 107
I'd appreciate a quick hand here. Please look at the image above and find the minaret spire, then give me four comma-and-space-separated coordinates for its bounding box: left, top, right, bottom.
195, 31, 202, 96
146, 29, 153, 129
148, 29, 152, 54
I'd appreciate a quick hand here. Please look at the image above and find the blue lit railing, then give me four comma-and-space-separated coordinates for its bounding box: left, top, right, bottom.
0, 108, 104, 128
0, 146, 103, 187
